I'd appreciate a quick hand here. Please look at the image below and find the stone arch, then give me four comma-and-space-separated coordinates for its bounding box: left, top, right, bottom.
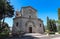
25, 21, 35, 33
25, 21, 35, 27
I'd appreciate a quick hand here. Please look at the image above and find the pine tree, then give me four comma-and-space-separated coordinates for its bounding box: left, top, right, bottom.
0, 0, 14, 26
47, 16, 57, 33
47, 16, 50, 30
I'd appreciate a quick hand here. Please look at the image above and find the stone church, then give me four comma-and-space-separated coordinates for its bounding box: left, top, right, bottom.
12, 6, 45, 34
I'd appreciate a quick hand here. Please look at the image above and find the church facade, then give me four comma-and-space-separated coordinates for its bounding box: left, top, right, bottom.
12, 6, 45, 34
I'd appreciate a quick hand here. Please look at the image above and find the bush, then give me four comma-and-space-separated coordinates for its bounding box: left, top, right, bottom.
58, 31, 60, 34
49, 32, 55, 34
0, 32, 9, 37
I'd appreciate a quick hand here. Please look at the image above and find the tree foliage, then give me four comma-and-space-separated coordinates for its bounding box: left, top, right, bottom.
0, 22, 9, 36
56, 20, 60, 31
0, 0, 14, 25
0, 0, 14, 18
47, 16, 57, 32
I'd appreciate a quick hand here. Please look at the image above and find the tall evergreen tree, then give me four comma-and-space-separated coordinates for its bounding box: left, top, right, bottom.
57, 20, 60, 31
0, 0, 14, 26
51, 20, 57, 32
47, 16, 50, 30
47, 17, 57, 33
57, 8, 60, 32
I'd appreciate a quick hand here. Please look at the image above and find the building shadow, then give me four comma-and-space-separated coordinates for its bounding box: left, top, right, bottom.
20, 35, 40, 39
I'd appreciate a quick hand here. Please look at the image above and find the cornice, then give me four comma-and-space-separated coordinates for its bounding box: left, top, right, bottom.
21, 6, 37, 12
13, 17, 43, 22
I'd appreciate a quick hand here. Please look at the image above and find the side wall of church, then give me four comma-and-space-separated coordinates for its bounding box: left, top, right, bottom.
12, 18, 23, 33
37, 20, 44, 33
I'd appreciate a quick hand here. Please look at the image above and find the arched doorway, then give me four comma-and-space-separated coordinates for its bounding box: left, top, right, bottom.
29, 27, 32, 33
25, 21, 35, 33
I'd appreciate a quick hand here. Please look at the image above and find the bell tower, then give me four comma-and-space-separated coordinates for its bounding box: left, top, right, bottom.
15, 10, 22, 17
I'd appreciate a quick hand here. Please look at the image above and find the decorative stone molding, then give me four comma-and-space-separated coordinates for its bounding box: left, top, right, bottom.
25, 21, 35, 27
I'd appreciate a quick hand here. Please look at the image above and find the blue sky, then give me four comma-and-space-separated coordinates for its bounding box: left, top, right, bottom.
5, 0, 60, 27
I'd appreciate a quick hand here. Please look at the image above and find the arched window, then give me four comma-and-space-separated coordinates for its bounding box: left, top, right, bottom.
16, 22, 18, 26
29, 16, 31, 18
40, 24, 41, 27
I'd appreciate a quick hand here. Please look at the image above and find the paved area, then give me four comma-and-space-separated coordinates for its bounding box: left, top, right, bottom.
22, 33, 50, 39
22, 33, 60, 39
2, 33, 60, 39
52, 37, 60, 39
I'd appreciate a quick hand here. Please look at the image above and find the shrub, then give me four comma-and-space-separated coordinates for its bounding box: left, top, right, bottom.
49, 32, 55, 34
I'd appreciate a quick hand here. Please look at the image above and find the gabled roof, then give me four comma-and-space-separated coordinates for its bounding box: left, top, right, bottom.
21, 6, 37, 11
